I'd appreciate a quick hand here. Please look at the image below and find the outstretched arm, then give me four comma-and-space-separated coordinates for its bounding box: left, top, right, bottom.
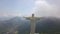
23, 17, 31, 20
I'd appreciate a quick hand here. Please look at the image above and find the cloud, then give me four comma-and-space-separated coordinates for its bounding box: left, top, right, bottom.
33, 0, 60, 17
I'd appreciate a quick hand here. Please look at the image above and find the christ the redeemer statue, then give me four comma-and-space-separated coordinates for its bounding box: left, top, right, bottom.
24, 14, 40, 34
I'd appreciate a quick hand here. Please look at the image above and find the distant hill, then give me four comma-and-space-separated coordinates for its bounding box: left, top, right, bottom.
0, 17, 28, 34
18, 17, 60, 34
36, 17, 60, 33
0, 17, 60, 34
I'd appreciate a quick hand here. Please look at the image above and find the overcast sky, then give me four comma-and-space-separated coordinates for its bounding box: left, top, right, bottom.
34, 0, 60, 17
0, 0, 60, 17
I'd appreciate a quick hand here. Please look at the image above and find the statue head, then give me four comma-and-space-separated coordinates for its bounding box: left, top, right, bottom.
32, 14, 34, 17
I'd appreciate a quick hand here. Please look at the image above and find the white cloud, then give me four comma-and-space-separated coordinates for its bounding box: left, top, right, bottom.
32, 0, 60, 17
